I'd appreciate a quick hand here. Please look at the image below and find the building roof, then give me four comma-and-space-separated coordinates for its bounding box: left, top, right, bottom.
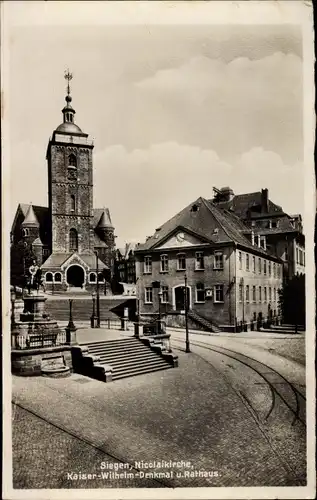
93, 208, 113, 229
136, 197, 280, 259
212, 191, 283, 218
41, 252, 108, 270
18, 204, 48, 228
21, 204, 39, 227
55, 122, 83, 134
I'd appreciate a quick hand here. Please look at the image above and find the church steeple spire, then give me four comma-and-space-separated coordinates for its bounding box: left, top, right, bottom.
62, 69, 76, 125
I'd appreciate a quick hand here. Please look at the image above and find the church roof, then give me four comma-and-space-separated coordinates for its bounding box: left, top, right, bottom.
93, 232, 108, 248
32, 237, 43, 246
41, 252, 108, 270
93, 208, 113, 229
55, 122, 83, 134
21, 204, 39, 227
41, 253, 72, 269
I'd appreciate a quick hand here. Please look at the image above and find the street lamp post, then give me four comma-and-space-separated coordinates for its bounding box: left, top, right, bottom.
184, 272, 190, 353
158, 290, 163, 334
91, 291, 97, 328
95, 251, 100, 328
66, 299, 77, 344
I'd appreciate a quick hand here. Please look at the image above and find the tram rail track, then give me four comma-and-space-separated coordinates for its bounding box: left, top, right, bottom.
171, 336, 306, 427
171, 336, 306, 485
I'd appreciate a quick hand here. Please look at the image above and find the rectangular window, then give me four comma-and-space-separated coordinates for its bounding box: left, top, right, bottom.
238, 251, 242, 270
160, 254, 169, 273
214, 285, 224, 303
245, 285, 249, 303
268, 261, 271, 276
144, 256, 152, 274
264, 287, 267, 302
259, 286, 262, 302
214, 252, 224, 270
177, 253, 186, 271
252, 286, 256, 302
145, 287, 153, 304
246, 254, 249, 271
258, 258, 261, 274
196, 283, 205, 303
195, 251, 204, 270
264, 260, 267, 275
252, 256, 256, 273
161, 286, 169, 303
274, 288, 276, 302
269, 287, 272, 302
239, 284, 243, 302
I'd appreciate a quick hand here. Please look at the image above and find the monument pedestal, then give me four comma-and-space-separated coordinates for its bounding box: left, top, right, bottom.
11, 292, 73, 375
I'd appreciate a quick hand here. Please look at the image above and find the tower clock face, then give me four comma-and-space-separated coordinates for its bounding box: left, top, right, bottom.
176, 232, 185, 243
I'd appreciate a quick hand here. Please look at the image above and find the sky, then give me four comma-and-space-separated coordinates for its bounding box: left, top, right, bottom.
6, 15, 305, 247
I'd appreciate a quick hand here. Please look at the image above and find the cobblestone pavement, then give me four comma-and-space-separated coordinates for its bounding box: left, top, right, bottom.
12, 332, 307, 490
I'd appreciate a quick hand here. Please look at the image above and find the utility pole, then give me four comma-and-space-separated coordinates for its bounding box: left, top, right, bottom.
184, 272, 190, 353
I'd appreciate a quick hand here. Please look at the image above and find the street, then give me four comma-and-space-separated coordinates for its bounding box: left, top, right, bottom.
12, 328, 307, 489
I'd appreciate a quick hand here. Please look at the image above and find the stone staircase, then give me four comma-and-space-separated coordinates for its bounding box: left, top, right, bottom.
188, 310, 222, 333
76, 337, 175, 381
45, 298, 133, 322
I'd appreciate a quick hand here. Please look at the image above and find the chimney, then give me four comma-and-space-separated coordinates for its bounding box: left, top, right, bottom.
261, 188, 269, 213
257, 234, 261, 247
251, 230, 255, 245
218, 187, 234, 202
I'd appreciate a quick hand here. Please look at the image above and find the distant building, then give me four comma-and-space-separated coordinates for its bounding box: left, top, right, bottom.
135, 197, 283, 332
212, 187, 305, 279
10, 74, 116, 292
115, 243, 137, 284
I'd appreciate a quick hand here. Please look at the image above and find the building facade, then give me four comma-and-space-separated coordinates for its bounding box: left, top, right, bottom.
115, 243, 137, 284
11, 74, 116, 293
135, 197, 283, 331
212, 187, 305, 280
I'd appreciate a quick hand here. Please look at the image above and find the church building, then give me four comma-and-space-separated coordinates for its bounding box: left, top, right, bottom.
11, 72, 116, 292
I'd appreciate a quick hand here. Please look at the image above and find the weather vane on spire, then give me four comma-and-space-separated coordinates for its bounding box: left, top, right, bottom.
64, 69, 73, 96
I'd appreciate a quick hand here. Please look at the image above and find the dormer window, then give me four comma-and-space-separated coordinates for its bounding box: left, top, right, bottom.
191, 204, 200, 213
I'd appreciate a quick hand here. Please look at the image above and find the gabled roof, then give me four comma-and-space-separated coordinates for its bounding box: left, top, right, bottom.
135, 197, 277, 258
41, 253, 72, 269
212, 192, 283, 219
41, 252, 108, 270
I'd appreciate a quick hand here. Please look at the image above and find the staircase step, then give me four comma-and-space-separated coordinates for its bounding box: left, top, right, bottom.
112, 360, 171, 376
86, 340, 140, 348
110, 358, 169, 371
97, 351, 160, 363
112, 365, 172, 381
88, 345, 151, 356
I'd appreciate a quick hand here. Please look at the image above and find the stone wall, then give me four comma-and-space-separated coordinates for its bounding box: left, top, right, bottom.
11, 346, 73, 376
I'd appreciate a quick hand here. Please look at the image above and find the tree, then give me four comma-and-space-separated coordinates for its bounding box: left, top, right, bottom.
10, 240, 36, 288
278, 273, 305, 332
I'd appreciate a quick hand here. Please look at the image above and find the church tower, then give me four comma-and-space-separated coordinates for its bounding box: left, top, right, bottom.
46, 70, 95, 255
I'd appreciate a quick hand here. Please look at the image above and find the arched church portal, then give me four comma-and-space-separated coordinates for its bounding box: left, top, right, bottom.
66, 265, 85, 288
